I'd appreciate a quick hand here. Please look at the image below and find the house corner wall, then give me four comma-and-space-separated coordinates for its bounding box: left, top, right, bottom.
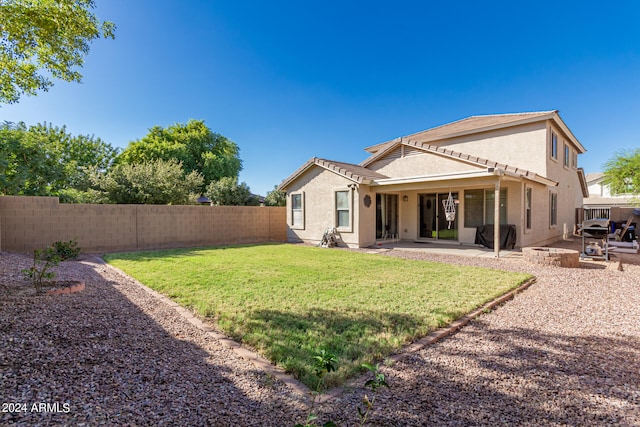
357, 185, 376, 247
283, 168, 363, 247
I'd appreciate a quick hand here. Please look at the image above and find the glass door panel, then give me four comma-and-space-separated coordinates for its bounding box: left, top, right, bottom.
437, 193, 458, 240
419, 194, 437, 238
419, 192, 458, 240
376, 194, 399, 239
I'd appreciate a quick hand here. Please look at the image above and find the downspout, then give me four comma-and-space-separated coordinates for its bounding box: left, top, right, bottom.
494, 172, 503, 258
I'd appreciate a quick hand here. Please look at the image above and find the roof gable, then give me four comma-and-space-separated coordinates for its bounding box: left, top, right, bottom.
585, 172, 604, 184
277, 157, 388, 191
364, 110, 585, 155
365, 141, 558, 187
418, 141, 556, 185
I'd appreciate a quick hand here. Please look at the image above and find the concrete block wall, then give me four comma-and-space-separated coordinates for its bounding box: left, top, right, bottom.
0, 196, 286, 253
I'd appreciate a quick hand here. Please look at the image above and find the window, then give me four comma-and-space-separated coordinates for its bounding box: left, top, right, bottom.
563, 143, 570, 168
525, 187, 532, 230
464, 189, 484, 228
335, 190, 350, 228
551, 132, 558, 160
291, 193, 303, 228
485, 189, 508, 225
550, 192, 558, 227
571, 151, 578, 169
463, 188, 507, 228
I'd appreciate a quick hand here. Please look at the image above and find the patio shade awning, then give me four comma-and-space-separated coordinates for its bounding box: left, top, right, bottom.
370, 168, 557, 187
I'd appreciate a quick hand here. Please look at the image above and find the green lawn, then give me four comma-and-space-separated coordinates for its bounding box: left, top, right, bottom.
104, 244, 531, 389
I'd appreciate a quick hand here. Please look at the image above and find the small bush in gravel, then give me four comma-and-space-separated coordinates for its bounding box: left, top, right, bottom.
296, 349, 338, 427
22, 246, 61, 294
52, 239, 81, 260
296, 352, 391, 427
357, 363, 389, 426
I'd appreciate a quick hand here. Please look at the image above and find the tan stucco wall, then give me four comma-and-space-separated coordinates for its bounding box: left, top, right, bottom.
357, 185, 377, 247
542, 122, 584, 242
369, 148, 480, 177
410, 122, 550, 175
284, 168, 361, 247
0, 196, 286, 252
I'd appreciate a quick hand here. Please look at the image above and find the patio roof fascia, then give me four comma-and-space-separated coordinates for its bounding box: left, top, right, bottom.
370, 168, 558, 188
370, 168, 497, 187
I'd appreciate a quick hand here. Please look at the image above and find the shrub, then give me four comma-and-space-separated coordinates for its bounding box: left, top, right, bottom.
52, 239, 81, 260
22, 247, 61, 294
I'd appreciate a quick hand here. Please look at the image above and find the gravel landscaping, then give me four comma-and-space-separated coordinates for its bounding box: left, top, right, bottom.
1, 239, 639, 426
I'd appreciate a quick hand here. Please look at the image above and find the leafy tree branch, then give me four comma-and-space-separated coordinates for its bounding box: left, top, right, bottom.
0, 0, 115, 104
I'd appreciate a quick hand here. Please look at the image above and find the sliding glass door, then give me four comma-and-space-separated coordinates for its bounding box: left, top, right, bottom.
376, 194, 399, 239
418, 193, 458, 240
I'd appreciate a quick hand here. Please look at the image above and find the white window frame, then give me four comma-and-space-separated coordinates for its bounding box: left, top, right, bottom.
550, 131, 558, 161
290, 192, 304, 229
550, 191, 558, 228
335, 189, 353, 232
463, 188, 507, 228
563, 143, 570, 168
525, 187, 532, 231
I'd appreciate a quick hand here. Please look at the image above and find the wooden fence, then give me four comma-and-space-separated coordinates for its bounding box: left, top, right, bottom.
0, 196, 286, 253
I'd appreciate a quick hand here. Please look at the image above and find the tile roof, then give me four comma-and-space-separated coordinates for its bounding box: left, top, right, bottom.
365, 111, 559, 154
314, 158, 389, 182
585, 172, 604, 182
278, 157, 388, 190
400, 140, 558, 186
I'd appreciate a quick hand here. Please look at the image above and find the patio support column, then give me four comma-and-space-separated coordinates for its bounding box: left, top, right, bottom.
494, 177, 501, 258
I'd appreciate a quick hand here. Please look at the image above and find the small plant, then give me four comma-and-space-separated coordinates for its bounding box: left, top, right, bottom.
295, 349, 338, 427
52, 239, 81, 260
295, 352, 392, 427
357, 363, 389, 426
22, 246, 61, 294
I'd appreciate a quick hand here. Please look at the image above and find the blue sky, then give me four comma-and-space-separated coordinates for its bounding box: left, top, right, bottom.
2, 1, 640, 196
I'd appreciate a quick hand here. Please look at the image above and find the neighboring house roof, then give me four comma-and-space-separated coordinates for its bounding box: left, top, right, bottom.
364, 110, 586, 155
584, 171, 636, 204
583, 197, 637, 207
278, 157, 389, 191
586, 172, 604, 184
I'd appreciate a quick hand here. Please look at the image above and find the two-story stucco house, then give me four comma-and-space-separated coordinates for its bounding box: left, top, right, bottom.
278, 110, 588, 253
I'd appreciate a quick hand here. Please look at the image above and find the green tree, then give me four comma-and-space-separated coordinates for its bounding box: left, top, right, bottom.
29, 122, 118, 198
0, 121, 61, 195
89, 159, 204, 205
205, 176, 259, 206
0, 0, 116, 104
603, 148, 640, 202
0, 121, 118, 201
117, 120, 242, 190
264, 185, 286, 206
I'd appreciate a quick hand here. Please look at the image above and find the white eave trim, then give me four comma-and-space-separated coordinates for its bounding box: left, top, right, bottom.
371, 169, 497, 186
371, 168, 557, 187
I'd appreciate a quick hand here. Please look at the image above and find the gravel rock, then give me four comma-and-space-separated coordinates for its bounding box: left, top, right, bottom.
1, 252, 306, 426
319, 244, 640, 426
1, 240, 639, 426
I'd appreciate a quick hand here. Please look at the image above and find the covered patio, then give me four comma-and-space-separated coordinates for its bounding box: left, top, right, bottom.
367, 239, 521, 258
